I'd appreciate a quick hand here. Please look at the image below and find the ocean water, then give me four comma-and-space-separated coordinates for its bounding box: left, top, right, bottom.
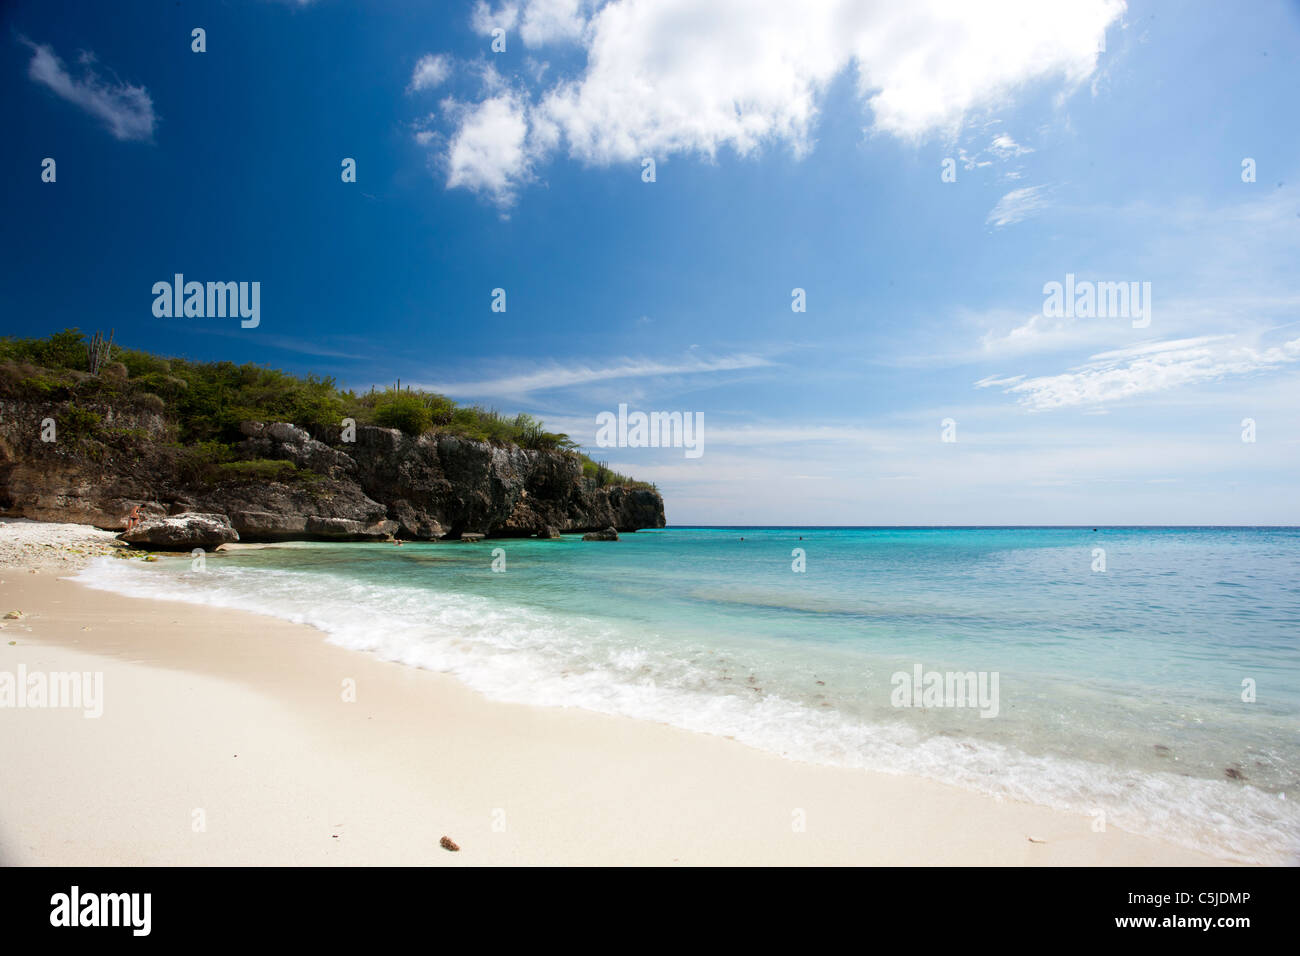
75, 527, 1300, 863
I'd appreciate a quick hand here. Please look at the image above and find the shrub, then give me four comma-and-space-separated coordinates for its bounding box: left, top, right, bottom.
426, 394, 456, 425
133, 392, 166, 414
173, 441, 234, 484
55, 402, 103, 442
373, 393, 433, 435
17, 373, 74, 400
173, 446, 307, 486
215, 459, 300, 483
580, 456, 654, 490
0, 329, 88, 371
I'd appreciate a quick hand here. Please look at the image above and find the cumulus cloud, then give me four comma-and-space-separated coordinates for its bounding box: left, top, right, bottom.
472, 1, 520, 35
474, 0, 589, 46
427, 0, 1122, 205
22, 39, 156, 141
444, 92, 534, 206
979, 335, 1300, 410
520, 0, 589, 46
408, 54, 451, 92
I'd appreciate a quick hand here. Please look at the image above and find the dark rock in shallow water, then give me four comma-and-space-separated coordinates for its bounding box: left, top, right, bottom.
538, 525, 562, 539
582, 526, 619, 541
459, 533, 486, 542
119, 512, 239, 550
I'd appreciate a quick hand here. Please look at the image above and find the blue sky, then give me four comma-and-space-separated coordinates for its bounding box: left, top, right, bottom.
3, 0, 1299, 524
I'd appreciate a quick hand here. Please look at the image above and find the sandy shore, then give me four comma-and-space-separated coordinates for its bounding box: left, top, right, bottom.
0, 525, 1232, 865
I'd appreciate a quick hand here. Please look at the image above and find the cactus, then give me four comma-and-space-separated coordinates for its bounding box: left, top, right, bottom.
87, 328, 115, 375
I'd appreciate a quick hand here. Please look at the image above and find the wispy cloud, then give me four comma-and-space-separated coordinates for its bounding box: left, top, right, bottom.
415, 353, 772, 399
988, 133, 1033, 159
183, 326, 374, 361
22, 38, 156, 141
978, 334, 1300, 410
957, 131, 1034, 172
973, 373, 1026, 388
985, 184, 1051, 227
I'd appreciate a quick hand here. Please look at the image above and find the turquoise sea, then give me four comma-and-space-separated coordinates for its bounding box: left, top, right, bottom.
77, 526, 1300, 863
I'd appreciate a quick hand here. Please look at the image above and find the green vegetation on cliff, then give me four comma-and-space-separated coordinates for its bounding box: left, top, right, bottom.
0, 329, 653, 491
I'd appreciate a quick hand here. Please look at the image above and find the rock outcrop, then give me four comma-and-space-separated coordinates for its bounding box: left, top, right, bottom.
119, 513, 240, 550
582, 526, 620, 541
0, 397, 666, 541
223, 420, 663, 540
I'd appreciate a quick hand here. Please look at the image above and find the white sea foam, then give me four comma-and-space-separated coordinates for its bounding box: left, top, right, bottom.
73, 557, 1300, 864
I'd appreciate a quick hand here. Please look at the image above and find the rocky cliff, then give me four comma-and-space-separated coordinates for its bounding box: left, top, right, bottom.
0, 397, 665, 541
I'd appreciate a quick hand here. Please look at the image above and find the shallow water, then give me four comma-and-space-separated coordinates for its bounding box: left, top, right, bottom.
77, 526, 1300, 863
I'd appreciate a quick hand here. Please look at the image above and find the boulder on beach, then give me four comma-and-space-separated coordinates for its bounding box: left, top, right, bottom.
582, 526, 619, 541
118, 512, 240, 550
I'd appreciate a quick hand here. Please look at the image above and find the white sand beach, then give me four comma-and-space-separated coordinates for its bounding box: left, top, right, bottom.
0, 520, 1232, 866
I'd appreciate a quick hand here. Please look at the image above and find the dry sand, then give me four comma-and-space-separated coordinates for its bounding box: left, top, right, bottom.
0, 521, 1232, 865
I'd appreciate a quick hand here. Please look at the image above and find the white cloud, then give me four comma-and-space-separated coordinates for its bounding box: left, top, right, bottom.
957, 147, 993, 170
521, 0, 589, 46
444, 93, 534, 206
989, 133, 1033, 159
23, 39, 156, 141
976, 306, 1135, 358
973, 374, 1026, 388
415, 353, 771, 399
408, 54, 451, 92
956, 131, 1034, 173
474, 0, 588, 46
850, 1, 1120, 140
433, 0, 1123, 205
981, 334, 1300, 410
472, 1, 520, 35
986, 184, 1051, 227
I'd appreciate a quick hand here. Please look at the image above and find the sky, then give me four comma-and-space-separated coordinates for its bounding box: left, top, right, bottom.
3, 0, 1299, 525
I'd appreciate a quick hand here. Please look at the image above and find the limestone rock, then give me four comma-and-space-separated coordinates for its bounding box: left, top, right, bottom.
0, 397, 666, 542
119, 512, 239, 550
